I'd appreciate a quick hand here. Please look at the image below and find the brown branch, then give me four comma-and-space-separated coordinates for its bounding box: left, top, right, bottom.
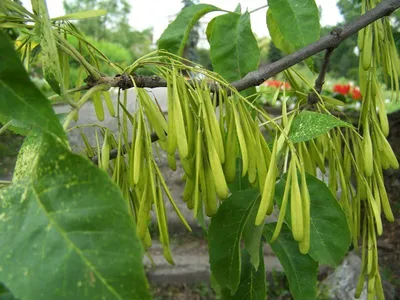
308, 47, 334, 105
83, 0, 400, 93
87, 0, 400, 93
230, 0, 400, 91
315, 48, 334, 93
88, 0, 400, 163
84, 74, 167, 90
91, 132, 160, 164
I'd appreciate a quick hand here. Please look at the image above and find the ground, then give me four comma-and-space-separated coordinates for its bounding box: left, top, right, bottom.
151, 283, 215, 300
0, 130, 24, 180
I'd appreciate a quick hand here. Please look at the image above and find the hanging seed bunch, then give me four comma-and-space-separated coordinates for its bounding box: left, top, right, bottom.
74, 52, 284, 262
156, 62, 281, 219
352, 0, 400, 298
256, 60, 398, 298
74, 48, 398, 280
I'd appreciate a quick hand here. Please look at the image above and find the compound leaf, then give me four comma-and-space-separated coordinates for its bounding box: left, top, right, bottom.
209, 188, 260, 294
264, 223, 318, 300
158, 4, 220, 56
209, 12, 260, 82
0, 29, 66, 143
275, 173, 351, 266
267, 0, 320, 51
0, 133, 150, 300
232, 248, 266, 300
289, 111, 352, 143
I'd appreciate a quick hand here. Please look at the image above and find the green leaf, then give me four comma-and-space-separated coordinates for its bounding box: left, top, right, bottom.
205, 17, 216, 42
266, 9, 295, 54
158, 4, 220, 56
0, 114, 30, 136
275, 173, 351, 266
242, 197, 264, 270
0, 284, 15, 300
227, 160, 263, 269
0, 29, 66, 143
56, 112, 69, 124
267, 0, 320, 51
0, 133, 151, 300
13, 130, 43, 181
264, 223, 318, 300
209, 12, 260, 82
51, 9, 107, 21
34, 0, 64, 94
232, 248, 266, 300
210, 273, 233, 299
210, 273, 226, 298
228, 158, 252, 193
209, 189, 260, 293
288, 111, 352, 143
234, 4, 242, 13
240, 86, 257, 99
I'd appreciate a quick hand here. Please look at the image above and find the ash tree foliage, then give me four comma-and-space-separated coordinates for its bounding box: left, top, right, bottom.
0, 0, 399, 299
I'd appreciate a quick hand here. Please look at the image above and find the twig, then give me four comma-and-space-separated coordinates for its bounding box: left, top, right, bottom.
231, 0, 400, 91
65, 0, 400, 96
86, 0, 400, 162
91, 132, 159, 164
0, 121, 12, 135
308, 47, 334, 105
63, 83, 110, 130
84, 74, 167, 90
77, 0, 400, 94
249, 5, 268, 14
48, 85, 90, 102
315, 48, 334, 93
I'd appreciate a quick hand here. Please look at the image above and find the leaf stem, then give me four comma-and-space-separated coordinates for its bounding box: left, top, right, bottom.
62, 83, 110, 130
54, 31, 102, 80
0, 121, 12, 135
249, 5, 268, 14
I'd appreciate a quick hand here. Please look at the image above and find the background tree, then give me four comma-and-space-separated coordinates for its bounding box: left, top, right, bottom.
63, 0, 153, 61
63, 0, 131, 39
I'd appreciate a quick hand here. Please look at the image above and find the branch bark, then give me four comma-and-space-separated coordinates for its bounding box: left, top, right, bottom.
91, 132, 159, 164
88, 0, 400, 164
308, 48, 334, 105
230, 0, 400, 91
83, 0, 400, 93
314, 48, 334, 94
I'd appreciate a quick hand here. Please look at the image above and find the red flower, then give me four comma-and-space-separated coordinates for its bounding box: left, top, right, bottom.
263, 80, 291, 89
333, 84, 351, 95
264, 80, 280, 88
351, 87, 362, 100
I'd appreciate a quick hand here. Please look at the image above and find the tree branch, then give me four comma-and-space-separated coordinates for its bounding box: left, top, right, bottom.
84, 73, 167, 90
230, 0, 400, 91
308, 47, 334, 105
82, 0, 400, 93
314, 48, 334, 94
87, 0, 400, 164
91, 132, 159, 164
